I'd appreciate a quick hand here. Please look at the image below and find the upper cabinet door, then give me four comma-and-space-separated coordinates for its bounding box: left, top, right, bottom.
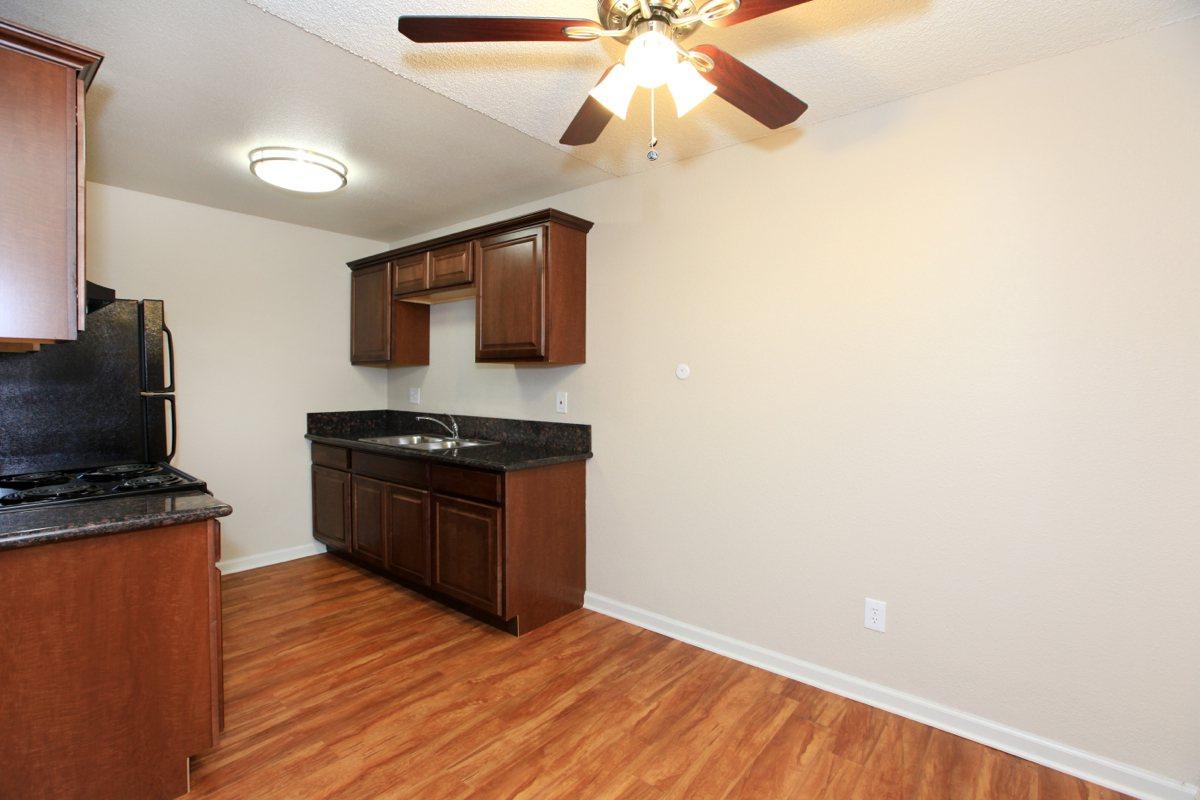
429, 242, 473, 290
350, 263, 392, 364
391, 252, 430, 296
0, 23, 101, 347
475, 226, 546, 361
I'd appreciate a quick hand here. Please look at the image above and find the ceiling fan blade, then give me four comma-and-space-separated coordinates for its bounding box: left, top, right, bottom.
560, 66, 618, 146
397, 16, 602, 43
706, 0, 815, 28
692, 45, 808, 129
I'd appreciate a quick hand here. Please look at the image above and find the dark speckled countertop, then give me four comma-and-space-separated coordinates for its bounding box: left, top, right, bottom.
307, 410, 592, 472
0, 491, 232, 551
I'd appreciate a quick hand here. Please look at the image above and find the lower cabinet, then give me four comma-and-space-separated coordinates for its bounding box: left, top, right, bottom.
385, 483, 430, 585
351, 476, 387, 569
309, 442, 585, 635
431, 495, 501, 615
312, 465, 351, 551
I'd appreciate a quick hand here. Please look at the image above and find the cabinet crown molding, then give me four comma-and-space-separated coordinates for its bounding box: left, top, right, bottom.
0, 18, 103, 87
347, 209, 594, 271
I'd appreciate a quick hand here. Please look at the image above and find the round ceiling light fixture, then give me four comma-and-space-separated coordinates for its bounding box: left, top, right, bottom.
248, 147, 348, 193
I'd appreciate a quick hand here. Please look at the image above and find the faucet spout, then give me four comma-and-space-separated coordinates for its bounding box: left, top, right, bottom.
415, 414, 459, 439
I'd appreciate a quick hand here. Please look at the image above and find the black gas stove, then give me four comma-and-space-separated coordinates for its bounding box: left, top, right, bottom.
0, 463, 206, 512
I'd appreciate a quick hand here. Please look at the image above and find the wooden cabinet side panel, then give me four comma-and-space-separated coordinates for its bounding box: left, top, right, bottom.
208, 519, 225, 737
545, 223, 587, 365
0, 523, 213, 800
0, 47, 78, 341
504, 461, 586, 634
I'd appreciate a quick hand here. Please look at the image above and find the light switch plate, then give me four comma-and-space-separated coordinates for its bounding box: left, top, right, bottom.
409, 387, 421, 404
556, 391, 568, 414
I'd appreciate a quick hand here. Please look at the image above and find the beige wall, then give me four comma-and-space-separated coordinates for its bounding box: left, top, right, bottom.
386, 20, 1200, 784
86, 183, 388, 562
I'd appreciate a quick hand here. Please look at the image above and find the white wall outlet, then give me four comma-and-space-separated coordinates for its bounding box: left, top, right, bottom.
408, 387, 421, 404
864, 598, 887, 633
556, 391, 568, 414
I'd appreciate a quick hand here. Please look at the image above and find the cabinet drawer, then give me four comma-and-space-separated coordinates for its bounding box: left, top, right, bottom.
392, 253, 430, 296
429, 242, 473, 289
312, 443, 349, 470
353, 451, 429, 487
431, 465, 502, 504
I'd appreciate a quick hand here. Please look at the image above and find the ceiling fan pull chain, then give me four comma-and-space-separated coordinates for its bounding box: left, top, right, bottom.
648, 88, 660, 161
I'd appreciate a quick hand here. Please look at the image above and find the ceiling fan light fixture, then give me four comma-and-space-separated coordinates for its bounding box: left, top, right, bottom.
248, 147, 348, 193
667, 59, 716, 117
624, 28, 679, 88
588, 63, 638, 119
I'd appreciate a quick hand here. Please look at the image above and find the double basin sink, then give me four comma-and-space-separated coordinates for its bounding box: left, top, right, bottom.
358, 434, 497, 452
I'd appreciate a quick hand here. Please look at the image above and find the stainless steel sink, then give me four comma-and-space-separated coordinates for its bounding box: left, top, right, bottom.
358, 434, 497, 451
359, 435, 446, 446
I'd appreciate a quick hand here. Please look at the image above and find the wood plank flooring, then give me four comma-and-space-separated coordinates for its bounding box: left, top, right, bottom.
189, 555, 1132, 800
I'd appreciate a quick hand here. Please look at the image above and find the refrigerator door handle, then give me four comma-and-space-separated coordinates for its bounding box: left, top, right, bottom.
162, 324, 176, 393
163, 395, 177, 462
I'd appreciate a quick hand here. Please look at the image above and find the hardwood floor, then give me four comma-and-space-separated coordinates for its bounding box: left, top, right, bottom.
190, 555, 1131, 800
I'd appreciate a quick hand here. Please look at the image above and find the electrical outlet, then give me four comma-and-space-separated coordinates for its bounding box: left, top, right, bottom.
556, 391, 568, 414
864, 598, 886, 633
408, 387, 421, 404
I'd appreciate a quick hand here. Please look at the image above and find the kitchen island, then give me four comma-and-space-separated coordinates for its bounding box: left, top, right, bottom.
0, 492, 231, 800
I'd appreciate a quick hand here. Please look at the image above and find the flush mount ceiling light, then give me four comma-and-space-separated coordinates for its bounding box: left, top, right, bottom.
396, 0, 811, 154
248, 147, 348, 193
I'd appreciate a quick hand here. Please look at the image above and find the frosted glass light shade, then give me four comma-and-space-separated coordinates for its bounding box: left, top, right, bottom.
249, 147, 347, 193
624, 30, 679, 88
667, 60, 717, 117
589, 64, 638, 120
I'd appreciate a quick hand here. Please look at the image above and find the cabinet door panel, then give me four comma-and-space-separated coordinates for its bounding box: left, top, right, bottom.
475, 226, 546, 361
432, 496, 502, 615
392, 253, 430, 296
351, 264, 391, 363
385, 484, 430, 585
429, 242, 473, 289
351, 476, 386, 568
311, 466, 350, 551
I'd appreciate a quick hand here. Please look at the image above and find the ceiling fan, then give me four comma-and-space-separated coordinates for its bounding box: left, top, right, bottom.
397, 0, 812, 149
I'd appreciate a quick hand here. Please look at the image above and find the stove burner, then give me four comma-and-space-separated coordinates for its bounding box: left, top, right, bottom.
115, 474, 183, 492
0, 483, 107, 505
79, 464, 162, 482
0, 471, 73, 489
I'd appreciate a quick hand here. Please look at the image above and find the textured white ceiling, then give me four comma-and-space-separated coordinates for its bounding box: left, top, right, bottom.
0, 0, 612, 241
248, 0, 1200, 176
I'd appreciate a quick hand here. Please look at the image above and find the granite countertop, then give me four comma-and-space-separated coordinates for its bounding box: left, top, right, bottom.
307, 410, 592, 472
0, 491, 232, 551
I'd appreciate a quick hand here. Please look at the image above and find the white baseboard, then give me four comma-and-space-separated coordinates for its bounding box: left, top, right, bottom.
217, 541, 327, 575
584, 592, 1197, 800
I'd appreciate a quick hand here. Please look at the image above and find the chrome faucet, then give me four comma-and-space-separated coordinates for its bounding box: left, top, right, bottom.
416, 414, 459, 439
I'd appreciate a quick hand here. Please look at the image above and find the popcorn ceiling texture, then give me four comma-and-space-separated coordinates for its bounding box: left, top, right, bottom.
248, 0, 1200, 174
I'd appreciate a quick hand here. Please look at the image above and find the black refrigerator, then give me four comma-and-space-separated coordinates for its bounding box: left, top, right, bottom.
0, 297, 175, 476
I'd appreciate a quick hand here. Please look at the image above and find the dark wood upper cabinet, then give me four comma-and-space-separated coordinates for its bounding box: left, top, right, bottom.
429, 241, 473, 289
0, 21, 102, 352
351, 261, 429, 367
311, 465, 350, 552
346, 209, 590, 367
475, 226, 546, 361
385, 484, 430, 585
391, 252, 430, 296
351, 475, 387, 569
432, 495, 502, 616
